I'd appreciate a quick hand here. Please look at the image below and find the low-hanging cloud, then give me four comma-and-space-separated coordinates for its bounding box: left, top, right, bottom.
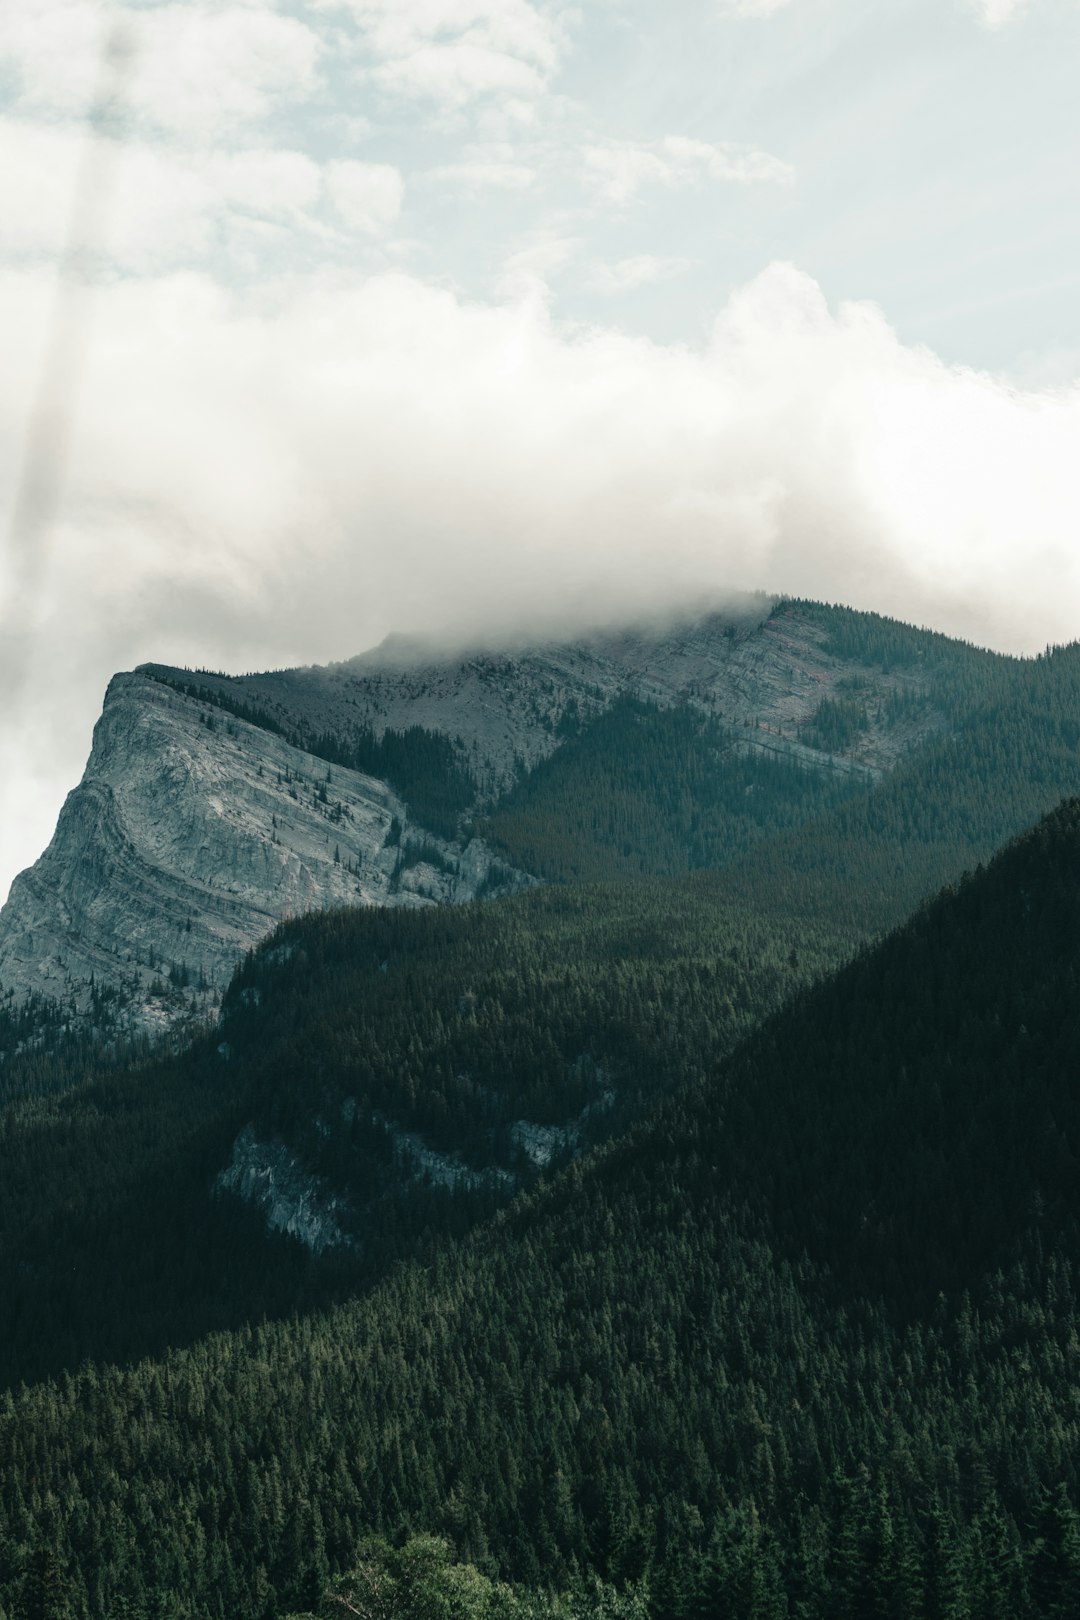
2, 258, 1080, 898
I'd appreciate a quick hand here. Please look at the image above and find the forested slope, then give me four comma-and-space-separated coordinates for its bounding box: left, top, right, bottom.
0, 876, 847, 1391
5, 802, 1080, 1618
482, 607, 1080, 935
712, 632, 1080, 932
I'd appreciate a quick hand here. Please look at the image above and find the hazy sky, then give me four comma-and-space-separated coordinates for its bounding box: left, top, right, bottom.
1, 0, 1079, 900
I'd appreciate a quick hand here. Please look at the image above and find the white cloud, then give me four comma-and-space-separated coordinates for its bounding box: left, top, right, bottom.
428, 141, 536, 191
584, 134, 794, 206
330, 0, 562, 70
325, 160, 405, 234
497, 230, 579, 295
373, 41, 544, 108
968, 0, 1036, 26
430, 159, 535, 189
714, 0, 794, 15
712, 0, 1044, 23
585, 255, 692, 294
2, 0, 1078, 902
715, 0, 1041, 16
322, 0, 567, 112
3, 265, 1079, 874
6, 258, 1078, 676
0, 118, 82, 259
129, 3, 322, 142
0, 0, 108, 116
0, 117, 341, 270
0, 1, 322, 140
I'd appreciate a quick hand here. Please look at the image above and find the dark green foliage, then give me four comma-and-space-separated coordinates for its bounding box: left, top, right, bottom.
309, 725, 477, 840
392, 836, 459, 882
713, 800, 1080, 1307
146, 609, 1080, 917
478, 699, 860, 883
358, 728, 475, 840
804, 694, 867, 753
708, 639, 1080, 935
5, 804, 1080, 1615
145, 674, 290, 740
0, 985, 154, 1107
812, 602, 963, 671
281, 1536, 647, 1620
0, 877, 847, 1390
477, 611, 1080, 942
10, 607, 1080, 1617
11, 1547, 73, 1620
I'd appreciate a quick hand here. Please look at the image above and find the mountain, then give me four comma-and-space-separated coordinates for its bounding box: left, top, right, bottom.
0, 670, 526, 1046
0, 595, 1034, 1051
6, 594, 1080, 1617
4, 798, 1080, 1619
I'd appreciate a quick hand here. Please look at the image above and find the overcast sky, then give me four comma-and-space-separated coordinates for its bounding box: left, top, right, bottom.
1, 0, 1079, 900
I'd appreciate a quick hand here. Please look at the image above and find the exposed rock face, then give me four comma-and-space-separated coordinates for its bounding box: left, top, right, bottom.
388, 1123, 515, 1192
0, 673, 523, 1036
221, 1103, 589, 1252
216, 1127, 350, 1254
509, 1119, 576, 1170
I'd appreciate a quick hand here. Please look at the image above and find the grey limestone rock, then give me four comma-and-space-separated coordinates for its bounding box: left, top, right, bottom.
0, 671, 522, 1036
216, 1126, 350, 1254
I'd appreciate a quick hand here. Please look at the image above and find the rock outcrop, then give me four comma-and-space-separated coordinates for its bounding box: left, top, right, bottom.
216, 1127, 351, 1255
0, 673, 522, 1036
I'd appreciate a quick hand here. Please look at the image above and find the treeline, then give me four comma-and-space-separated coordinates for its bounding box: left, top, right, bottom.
0, 983, 155, 1108
4, 804, 1080, 1615
144, 611, 1080, 910
306, 724, 476, 840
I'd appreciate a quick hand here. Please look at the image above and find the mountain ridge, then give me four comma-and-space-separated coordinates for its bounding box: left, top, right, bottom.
3, 596, 1077, 1061
0, 598, 947, 1045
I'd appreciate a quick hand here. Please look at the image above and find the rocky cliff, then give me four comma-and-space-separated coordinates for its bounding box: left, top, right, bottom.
0, 672, 523, 1037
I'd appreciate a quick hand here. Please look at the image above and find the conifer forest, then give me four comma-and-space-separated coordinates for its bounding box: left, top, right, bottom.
4, 603, 1080, 1619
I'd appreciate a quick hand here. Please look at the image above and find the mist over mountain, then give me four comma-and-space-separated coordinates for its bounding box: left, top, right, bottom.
4, 253, 1080, 905
4, 2, 1080, 1613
